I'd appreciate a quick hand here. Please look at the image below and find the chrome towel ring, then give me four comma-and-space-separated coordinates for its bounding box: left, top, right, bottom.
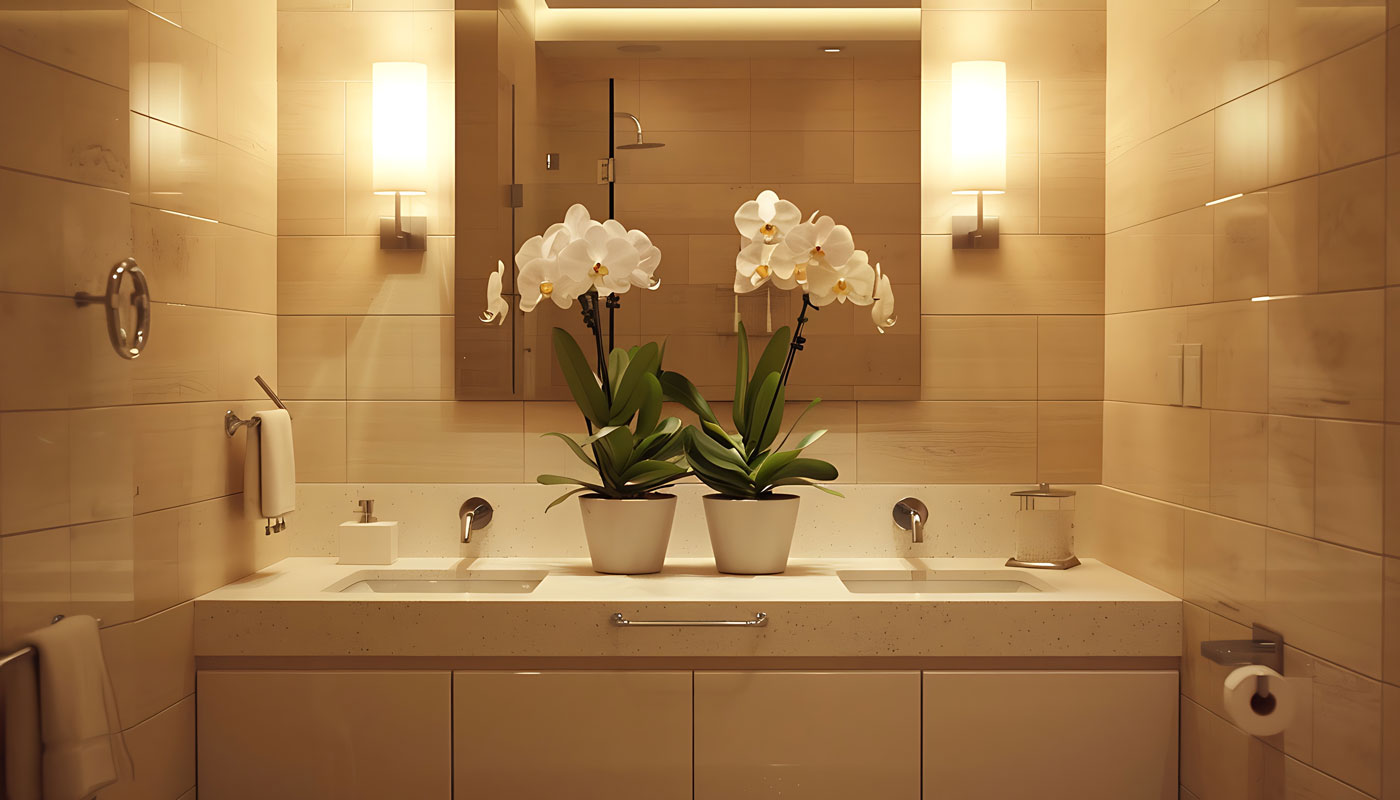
74, 257, 150, 359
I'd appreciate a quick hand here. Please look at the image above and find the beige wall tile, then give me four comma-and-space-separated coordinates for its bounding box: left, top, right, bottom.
1105, 206, 1212, 313
278, 154, 344, 236
1211, 192, 1269, 302
1208, 411, 1267, 525
1103, 307, 1186, 406
1390, 157, 1400, 285
148, 16, 217, 137
1318, 36, 1387, 173
149, 119, 219, 221
101, 696, 196, 799
0, 169, 132, 298
1385, 557, 1399, 685
1037, 400, 1102, 482
279, 82, 345, 155
618, 132, 751, 184
920, 9, 1106, 80
346, 401, 524, 482
278, 236, 455, 315
1102, 401, 1210, 509
1268, 415, 1316, 536
132, 402, 241, 515
132, 508, 180, 619
853, 131, 919, 184
1186, 299, 1268, 413
1268, 66, 1320, 187
1106, 113, 1213, 233
284, 401, 348, 483
919, 316, 1037, 400
1037, 315, 1104, 400
1269, 0, 1386, 80
1268, 176, 1320, 295
1180, 697, 1267, 800
1381, 683, 1399, 800
218, 142, 277, 235
1268, 290, 1385, 421
1041, 154, 1105, 234
1077, 486, 1185, 595
70, 517, 136, 626
1213, 87, 1267, 198
751, 79, 853, 131
277, 10, 453, 83
279, 316, 347, 399
1185, 511, 1267, 625
854, 79, 919, 132
346, 316, 454, 400
216, 228, 278, 314
218, 44, 278, 164
856, 401, 1037, 483
1040, 80, 1105, 154
0, 411, 71, 536
1387, 426, 1400, 557
1314, 420, 1384, 552
921, 234, 1104, 315
1264, 529, 1383, 678
100, 602, 194, 729
639, 79, 751, 131
1310, 659, 1384, 795
749, 132, 851, 184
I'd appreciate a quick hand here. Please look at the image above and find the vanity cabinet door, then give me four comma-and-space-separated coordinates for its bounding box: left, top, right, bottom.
693, 670, 921, 800
923, 670, 1178, 800
452, 670, 692, 800
197, 670, 452, 800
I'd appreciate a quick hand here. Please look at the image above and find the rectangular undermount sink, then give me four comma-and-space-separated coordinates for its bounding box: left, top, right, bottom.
838, 570, 1043, 594
330, 570, 547, 594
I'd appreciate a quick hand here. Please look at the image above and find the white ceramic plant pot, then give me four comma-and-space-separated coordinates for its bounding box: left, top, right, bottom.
578, 494, 678, 574
702, 494, 801, 575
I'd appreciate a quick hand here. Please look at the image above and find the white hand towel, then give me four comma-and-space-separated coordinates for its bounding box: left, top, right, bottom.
19, 616, 121, 800
250, 409, 296, 518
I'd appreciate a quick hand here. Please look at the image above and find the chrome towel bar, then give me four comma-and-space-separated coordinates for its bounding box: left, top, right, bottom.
611, 612, 768, 628
0, 615, 102, 670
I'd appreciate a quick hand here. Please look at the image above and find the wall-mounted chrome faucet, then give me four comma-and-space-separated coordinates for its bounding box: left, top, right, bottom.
893, 497, 928, 543
459, 497, 493, 544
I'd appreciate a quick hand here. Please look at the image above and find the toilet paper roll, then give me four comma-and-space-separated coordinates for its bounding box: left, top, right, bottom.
1222, 665, 1295, 736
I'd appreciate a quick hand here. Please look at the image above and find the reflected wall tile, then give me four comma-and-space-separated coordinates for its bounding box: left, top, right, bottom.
1317, 158, 1387, 292
346, 401, 524, 483
1318, 36, 1387, 173
0, 169, 133, 298
854, 79, 919, 132
1264, 529, 1383, 678
217, 142, 277, 235
1314, 419, 1384, 552
1268, 415, 1316, 537
1037, 401, 1102, 483
1267, 67, 1319, 187
855, 401, 1037, 483
751, 132, 850, 184
131, 205, 219, 308
217, 46, 278, 163
1185, 511, 1267, 625
100, 602, 194, 729
1208, 410, 1267, 525
750, 79, 853, 131
1268, 290, 1385, 421
1212, 192, 1269, 302
69, 518, 135, 626
619, 132, 750, 184
215, 227, 277, 314
1, 529, 70, 646
68, 407, 135, 526
148, 119, 218, 220
1268, 176, 1320, 295
132, 507, 180, 619
0, 412, 70, 536
919, 316, 1037, 400
853, 131, 919, 184
1102, 401, 1210, 509
639, 79, 751, 132
346, 316, 455, 400
148, 15, 217, 137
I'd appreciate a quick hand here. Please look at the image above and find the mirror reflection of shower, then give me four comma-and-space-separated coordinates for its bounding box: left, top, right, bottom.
613, 112, 665, 150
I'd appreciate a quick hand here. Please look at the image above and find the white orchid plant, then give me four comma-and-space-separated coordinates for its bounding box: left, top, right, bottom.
663, 190, 898, 499
482, 204, 689, 509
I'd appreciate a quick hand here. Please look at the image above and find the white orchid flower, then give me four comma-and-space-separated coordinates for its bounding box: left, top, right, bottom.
871, 262, 896, 332
559, 223, 638, 296
780, 215, 856, 286
807, 249, 876, 307
518, 255, 588, 312
736, 241, 803, 292
625, 228, 663, 290
734, 189, 802, 245
542, 203, 601, 249
480, 260, 510, 324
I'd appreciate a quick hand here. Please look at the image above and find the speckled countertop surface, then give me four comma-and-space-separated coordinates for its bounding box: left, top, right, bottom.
194, 557, 1181, 659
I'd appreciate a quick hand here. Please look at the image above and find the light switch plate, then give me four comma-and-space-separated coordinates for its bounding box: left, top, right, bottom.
1182, 344, 1202, 407
1167, 344, 1184, 405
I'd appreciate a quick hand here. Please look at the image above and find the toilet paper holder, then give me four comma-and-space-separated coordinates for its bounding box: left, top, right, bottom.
1201, 623, 1284, 675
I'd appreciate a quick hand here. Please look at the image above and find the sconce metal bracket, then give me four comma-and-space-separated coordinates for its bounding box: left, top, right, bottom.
952, 214, 999, 249
380, 191, 427, 251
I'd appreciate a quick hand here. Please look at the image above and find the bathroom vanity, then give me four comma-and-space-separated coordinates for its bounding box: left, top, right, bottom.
193, 557, 1180, 800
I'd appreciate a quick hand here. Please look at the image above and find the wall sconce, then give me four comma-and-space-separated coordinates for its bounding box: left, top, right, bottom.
373, 61, 428, 251
950, 60, 1006, 250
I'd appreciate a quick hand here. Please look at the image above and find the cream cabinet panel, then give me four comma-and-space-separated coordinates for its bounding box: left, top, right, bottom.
694, 670, 921, 800
452, 670, 692, 800
923, 670, 1178, 800
197, 670, 452, 800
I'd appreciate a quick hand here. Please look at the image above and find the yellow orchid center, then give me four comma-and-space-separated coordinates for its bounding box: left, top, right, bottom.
834, 279, 849, 295
760, 223, 777, 236
811, 246, 823, 256
756, 264, 771, 278
592, 262, 609, 276
539, 281, 554, 296
793, 264, 808, 282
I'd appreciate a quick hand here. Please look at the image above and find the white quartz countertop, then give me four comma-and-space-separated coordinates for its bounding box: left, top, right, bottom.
194, 557, 1181, 660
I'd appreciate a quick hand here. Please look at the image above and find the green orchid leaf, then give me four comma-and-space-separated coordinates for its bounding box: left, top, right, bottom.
552, 328, 608, 426
768, 477, 844, 497
607, 347, 630, 395
732, 320, 749, 432
540, 431, 598, 470
633, 374, 662, 439
752, 448, 803, 489
577, 425, 622, 446
744, 372, 786, 455
545, 486, 594, 511
658, 370, 718, 425
609, 342, 659, 422
744, 326, 790, 427
773, 397, 822, 452
622, 459, 688, 485
767, 457, 839, 484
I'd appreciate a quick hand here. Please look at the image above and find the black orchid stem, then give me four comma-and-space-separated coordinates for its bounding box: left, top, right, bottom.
605, 294, 620, 353
578, 292, 612, 406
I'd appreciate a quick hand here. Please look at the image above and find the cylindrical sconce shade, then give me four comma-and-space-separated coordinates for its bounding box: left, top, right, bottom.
372, 62, 428, 196
950, 60, 1006, 195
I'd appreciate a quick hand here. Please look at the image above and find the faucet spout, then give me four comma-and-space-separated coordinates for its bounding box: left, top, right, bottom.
459, 497, 493, 544
893, 498, 929, 544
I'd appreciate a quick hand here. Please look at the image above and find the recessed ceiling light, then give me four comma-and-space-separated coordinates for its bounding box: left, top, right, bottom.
823, 47, 842, 53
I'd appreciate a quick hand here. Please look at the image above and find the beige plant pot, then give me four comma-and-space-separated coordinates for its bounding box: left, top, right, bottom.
702, 494, 801, 574
578, 493, 677, 574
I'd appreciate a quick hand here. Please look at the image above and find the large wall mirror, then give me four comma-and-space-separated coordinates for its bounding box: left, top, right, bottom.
456, 10, 920, 402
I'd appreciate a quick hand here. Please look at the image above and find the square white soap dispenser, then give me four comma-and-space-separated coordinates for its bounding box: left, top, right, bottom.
338, 499, 399, 565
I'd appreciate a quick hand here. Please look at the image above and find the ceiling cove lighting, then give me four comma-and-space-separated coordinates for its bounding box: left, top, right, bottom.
1206, 193, 1244, 207
950, 60, 1006, 250
372, 62, 429, 251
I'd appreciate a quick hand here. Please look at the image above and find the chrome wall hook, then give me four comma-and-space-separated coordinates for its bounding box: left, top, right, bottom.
225, 410, 260, 437
75, 257, 151, 359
